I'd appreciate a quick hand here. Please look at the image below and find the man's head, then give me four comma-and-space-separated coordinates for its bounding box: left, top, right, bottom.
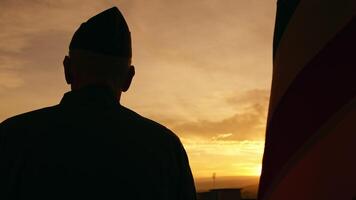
63, 7, 134, 96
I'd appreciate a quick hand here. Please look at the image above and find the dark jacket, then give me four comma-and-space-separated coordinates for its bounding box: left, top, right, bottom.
0, 86, 196, 200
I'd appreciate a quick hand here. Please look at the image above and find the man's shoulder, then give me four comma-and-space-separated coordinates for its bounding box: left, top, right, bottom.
0, 105, 60, 130
120, 106, 181, 142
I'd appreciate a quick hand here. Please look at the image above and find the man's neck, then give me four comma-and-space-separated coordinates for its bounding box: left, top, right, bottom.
70, 84, 122, 102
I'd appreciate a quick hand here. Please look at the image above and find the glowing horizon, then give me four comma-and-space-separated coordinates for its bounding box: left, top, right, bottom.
183, 138, 264, 177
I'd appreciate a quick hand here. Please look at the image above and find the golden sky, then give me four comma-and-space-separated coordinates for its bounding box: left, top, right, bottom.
0, 0, 275, 178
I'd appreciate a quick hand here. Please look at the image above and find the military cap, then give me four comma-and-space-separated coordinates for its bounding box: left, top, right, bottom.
69, 7, 131, 58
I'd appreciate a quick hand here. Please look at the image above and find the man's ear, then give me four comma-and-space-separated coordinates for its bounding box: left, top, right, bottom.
122, 65, 135, 92
63, 56, 72, 84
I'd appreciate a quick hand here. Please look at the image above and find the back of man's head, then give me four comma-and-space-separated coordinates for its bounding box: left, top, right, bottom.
63, 7, 134, 92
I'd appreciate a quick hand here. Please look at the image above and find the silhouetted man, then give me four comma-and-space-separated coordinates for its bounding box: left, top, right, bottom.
0, 7, 196, 200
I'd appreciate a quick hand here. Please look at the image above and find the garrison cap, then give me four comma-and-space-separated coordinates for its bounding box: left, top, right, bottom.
69, 7, 131, 58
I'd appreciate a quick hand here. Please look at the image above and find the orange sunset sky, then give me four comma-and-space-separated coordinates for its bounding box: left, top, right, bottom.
0, 0, 275, 178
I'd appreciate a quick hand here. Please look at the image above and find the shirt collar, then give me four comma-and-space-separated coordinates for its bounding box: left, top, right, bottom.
59, 85, 120, 108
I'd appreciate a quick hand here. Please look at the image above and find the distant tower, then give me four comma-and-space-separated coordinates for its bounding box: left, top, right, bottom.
212, 172, 216, 188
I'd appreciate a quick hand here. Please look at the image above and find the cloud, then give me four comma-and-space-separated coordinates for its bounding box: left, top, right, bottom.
0, 0, 114, 53
0, 53, 27, 90
172, 89, 270, 141
0, 71, 24, 89
212, 133, 233, 140
123, 0, 275, 75
227, 89, 270, 108
0, 0, 116, 95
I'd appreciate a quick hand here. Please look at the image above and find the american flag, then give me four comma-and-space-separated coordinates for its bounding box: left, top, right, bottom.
258, 1, 356, 199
